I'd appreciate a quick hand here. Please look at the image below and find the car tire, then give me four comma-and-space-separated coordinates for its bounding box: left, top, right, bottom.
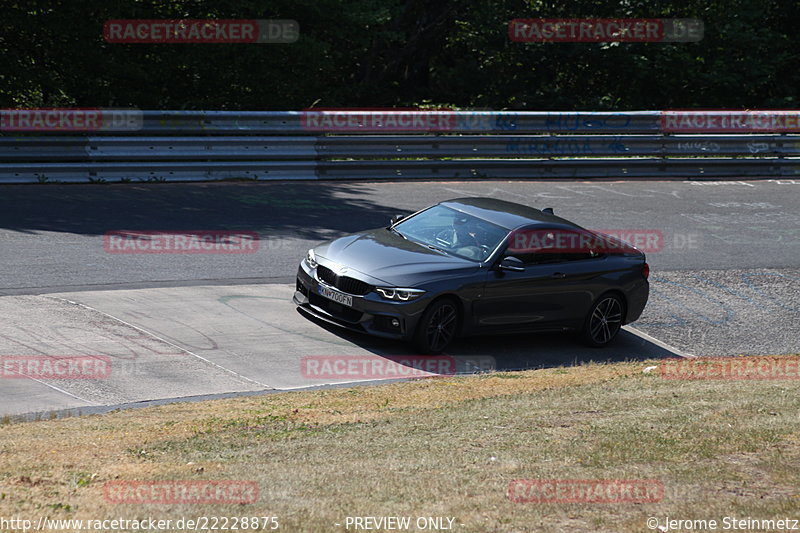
581, 293, 625, 347
414, 298, 459, 354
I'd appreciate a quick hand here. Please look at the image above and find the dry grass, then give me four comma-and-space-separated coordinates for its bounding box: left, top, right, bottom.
1, 357, 799, 532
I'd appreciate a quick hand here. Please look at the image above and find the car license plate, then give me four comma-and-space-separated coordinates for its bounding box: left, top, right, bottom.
317, 285, 353, 307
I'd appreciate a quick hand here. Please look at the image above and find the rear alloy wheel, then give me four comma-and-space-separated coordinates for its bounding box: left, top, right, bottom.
414, 299, 458, 354
582, 294, 624, 347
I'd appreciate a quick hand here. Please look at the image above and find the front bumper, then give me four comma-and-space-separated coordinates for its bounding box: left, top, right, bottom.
293, 258, 428, 341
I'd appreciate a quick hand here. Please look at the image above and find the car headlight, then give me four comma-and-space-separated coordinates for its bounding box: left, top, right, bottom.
306, 249, 318, 268
375, 287, 426, 301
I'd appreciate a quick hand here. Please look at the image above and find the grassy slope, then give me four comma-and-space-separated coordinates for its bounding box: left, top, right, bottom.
1, 358, 799, 532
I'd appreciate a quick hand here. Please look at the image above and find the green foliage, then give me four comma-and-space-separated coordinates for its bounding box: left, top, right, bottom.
1, 0, 797, 109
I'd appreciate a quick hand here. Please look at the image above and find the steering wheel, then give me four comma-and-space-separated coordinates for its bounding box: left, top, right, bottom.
435, 228, 457, 247
436, 228, 489, 258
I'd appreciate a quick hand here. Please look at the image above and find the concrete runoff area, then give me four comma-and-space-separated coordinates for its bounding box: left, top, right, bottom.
2, 268, 797, 418
0, 293, 265, 417
0, 283, 672, 418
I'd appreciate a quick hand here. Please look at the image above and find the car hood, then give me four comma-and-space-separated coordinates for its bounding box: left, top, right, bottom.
314, 228, 479, 286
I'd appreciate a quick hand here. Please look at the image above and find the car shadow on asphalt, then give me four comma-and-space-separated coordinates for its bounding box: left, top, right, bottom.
296, 309, 681, 375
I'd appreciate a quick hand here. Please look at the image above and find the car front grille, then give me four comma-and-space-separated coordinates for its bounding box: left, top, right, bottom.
316, 265, 373, 296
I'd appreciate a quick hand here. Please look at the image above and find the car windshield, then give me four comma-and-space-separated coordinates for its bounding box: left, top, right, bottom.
392, 205, 509, 262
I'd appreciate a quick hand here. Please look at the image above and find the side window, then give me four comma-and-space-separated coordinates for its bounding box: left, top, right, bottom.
569, 229, 607, 260
560, 251, 601, 262
506, 250, 563, 266
504, 228, 563, 266
504, 227, 604, 266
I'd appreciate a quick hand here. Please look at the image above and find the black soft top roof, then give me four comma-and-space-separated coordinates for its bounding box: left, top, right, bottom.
440, 197, 581, 230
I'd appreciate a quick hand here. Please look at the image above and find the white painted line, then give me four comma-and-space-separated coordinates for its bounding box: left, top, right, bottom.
624, 325, 696, 358
11, 371, 97, 406
50, 297, 274, 390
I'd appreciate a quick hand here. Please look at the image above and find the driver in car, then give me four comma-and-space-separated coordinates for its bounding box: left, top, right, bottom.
452, 215, 482, 259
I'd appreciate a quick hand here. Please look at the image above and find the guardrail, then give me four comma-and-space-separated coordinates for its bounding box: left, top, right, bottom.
1, 110, 799, 183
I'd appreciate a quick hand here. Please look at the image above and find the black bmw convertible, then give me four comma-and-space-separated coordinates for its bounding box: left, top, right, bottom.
294, 197, 649, 353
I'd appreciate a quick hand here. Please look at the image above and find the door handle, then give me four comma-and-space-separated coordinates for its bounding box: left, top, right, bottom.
551, 272, 566, 279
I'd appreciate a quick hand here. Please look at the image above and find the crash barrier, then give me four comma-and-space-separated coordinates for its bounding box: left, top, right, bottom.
1, 110, 798, 182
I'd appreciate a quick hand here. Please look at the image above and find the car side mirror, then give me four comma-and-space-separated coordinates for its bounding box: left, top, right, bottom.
542, 207, 554, 215
498, 256, 525, 272
389, 214, 406, 226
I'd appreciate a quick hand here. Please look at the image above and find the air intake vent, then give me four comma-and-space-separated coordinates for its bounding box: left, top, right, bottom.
316, 265, 373, 296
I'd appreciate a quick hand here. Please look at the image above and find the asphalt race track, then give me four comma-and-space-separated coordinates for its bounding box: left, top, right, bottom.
1, 179, 798, 418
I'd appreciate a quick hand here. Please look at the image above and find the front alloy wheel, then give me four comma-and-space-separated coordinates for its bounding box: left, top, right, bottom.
414, 299, 458, 354
582, 294, 624, 347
